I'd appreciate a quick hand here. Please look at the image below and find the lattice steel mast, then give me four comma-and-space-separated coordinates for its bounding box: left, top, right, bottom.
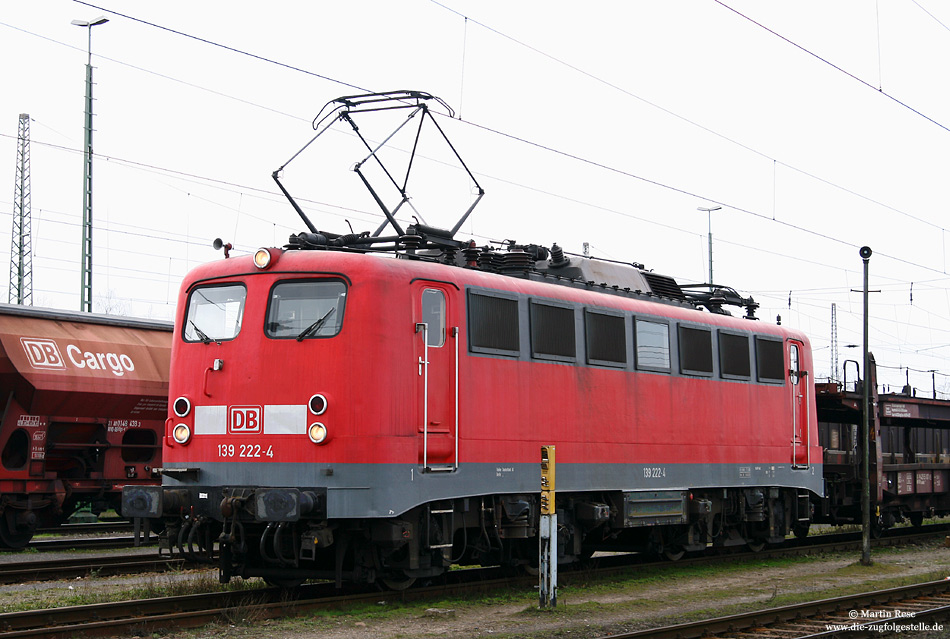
830, 303, 839, 384
9, 114, 32, 305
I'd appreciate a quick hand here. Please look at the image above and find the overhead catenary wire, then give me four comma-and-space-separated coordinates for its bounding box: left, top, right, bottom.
430, 0, 950, 236
1, 3, 942, 376
3, 6, 943, 279
43, 2, 950, 251
713, 0, 950, 136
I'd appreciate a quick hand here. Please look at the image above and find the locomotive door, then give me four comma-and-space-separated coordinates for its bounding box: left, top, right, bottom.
788, 339, 810, 468
413, 281, 459, 472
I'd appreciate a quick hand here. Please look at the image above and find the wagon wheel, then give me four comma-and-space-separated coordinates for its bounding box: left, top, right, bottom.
377, 571, 416, 591
0, 514, 34, 549
908, 512, 924, 528
792, 522, 811, 539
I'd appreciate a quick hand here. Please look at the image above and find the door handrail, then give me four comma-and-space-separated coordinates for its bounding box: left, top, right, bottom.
416, 322, 429, 469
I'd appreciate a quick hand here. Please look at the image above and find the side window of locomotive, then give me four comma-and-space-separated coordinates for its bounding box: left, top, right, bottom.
789, 343, 800, 385
585, 310, 626, 367
530, 300, 576, 362
183, 284, 246, 343
421, 289, 445, 348
635, 318, 670, 371
265, 280, 347, 340
678, 326, 713, 376
468, 291, 520, 356
755, 337, 785, 383
719, 332, 751, 379
584, 310, 627, 367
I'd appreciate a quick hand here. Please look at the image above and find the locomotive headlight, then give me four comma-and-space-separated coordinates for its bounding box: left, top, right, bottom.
309, 393, 328, 416
173, 396, 191, 418
172, 423, 192, 445
253, 248, 272, 269
308, 422, 328, 444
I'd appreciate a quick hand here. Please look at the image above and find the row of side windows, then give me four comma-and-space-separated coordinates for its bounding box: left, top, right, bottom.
467, 290, 786, 384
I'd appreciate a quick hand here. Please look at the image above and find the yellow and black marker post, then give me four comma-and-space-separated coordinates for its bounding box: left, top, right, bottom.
539, 445, 556, 608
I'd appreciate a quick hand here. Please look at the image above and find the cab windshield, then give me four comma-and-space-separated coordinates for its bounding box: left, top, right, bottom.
183, 284, 246, 343
265, 280, 347, 340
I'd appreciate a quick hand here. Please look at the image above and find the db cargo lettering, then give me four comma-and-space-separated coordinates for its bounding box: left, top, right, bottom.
66, 345, 135, 377
21, 337, 135, 377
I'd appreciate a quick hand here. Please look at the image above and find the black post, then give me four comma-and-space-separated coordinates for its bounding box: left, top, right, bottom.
860, 246, 872, 566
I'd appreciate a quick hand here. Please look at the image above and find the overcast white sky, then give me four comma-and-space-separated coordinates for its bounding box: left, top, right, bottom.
1, 0, 950, 394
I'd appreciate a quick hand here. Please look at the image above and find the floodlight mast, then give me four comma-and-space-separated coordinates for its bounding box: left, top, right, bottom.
272, 91, 484, 251
72, 16, 109, 312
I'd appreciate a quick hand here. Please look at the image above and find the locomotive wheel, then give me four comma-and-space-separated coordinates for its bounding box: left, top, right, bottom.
792, 522, 811, 539
263, 576, 306, 589
746, 539, 766, 553
377, 571, 416, 591
663, 545, 686, 561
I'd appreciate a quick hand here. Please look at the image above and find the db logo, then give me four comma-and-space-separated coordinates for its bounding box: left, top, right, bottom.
20, 338, 66, 370
228, 406, 262, 433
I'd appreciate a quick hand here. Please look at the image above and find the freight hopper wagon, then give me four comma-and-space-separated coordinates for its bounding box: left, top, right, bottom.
123, 91, 825, 589
816, 356, 950, 534
0, 304, 172, 547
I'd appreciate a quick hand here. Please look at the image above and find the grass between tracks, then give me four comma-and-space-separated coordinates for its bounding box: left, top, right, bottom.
0, 571, 265, 614
3, 540, 949, 638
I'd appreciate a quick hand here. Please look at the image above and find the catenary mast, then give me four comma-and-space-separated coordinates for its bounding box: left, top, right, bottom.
9, 114, 32, 306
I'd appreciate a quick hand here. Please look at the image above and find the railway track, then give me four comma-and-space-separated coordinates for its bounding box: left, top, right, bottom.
0, 569, 499, 638
0, 526, 946, 637
26, 535, 154, 552
36, 521, 133, 536
0, 554, 188, 585
599, 580, 950, 638
4, 564, 948, 638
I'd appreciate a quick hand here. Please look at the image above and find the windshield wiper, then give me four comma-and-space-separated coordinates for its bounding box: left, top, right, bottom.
189, 321, 218, 344
296, 307, 336, 342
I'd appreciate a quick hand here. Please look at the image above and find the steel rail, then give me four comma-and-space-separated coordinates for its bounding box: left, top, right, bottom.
0, 555, 188, 585
593, 579, 950, 639
24, 535, 154, 552
36, 521, 133, 536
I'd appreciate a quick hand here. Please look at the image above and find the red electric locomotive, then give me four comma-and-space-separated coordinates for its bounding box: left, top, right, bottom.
123, 92, 822, 587
0, 304, 171, 546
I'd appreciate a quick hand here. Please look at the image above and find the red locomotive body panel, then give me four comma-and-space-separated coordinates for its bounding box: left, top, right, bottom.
0, 304, 171, 546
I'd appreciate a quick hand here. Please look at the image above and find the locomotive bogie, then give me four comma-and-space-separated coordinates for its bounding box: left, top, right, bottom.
146, 481, 809, 586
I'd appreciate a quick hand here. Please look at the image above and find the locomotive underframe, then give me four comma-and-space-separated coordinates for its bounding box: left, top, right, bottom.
142, 483, 810, 587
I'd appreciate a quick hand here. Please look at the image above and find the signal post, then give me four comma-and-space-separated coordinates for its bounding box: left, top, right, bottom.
540, 445, 556, 608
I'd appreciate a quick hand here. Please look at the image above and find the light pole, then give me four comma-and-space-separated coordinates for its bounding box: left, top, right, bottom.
71, 16, 109, 313
697, 206, 721, 284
